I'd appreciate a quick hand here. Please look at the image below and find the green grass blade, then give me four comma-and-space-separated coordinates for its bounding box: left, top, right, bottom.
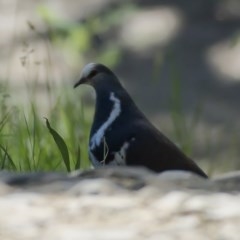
0, 145, 17, 170
74, 145, 81, 170
0, 112, 10, 133
45, 118, 71, 172
23, 112, 33, 171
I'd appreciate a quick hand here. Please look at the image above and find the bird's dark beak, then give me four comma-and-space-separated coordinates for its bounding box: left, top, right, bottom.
74, 77, 86, 88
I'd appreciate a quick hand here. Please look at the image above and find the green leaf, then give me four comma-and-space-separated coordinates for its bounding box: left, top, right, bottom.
45, 118, 71, 172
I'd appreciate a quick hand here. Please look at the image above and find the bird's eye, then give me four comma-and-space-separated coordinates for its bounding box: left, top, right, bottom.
88, 70, 98, 79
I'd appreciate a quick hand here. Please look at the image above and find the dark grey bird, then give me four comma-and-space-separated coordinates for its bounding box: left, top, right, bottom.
74, 63, 208, 178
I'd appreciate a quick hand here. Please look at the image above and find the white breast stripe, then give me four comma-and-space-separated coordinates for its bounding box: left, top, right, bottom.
113, 142, 130, 166
90, 92, 121, 150
90, 139, 134, 167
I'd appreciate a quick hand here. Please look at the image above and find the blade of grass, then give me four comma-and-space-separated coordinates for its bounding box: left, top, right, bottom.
45, 118, 71, 172
0, 112, 10, 133
23, 112, 34, 171
0, 145, 17, 170
74, 145, 81, 170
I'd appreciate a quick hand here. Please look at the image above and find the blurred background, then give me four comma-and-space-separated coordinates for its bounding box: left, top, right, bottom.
0, 0, 240, 175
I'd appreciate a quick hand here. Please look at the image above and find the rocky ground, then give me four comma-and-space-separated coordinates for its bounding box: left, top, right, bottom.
0, 167, 239, 240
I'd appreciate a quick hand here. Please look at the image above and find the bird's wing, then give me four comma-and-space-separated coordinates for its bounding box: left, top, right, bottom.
126, 120, 207, 178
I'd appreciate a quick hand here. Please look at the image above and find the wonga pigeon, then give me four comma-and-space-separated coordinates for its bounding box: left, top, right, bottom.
74, 63, 208, 178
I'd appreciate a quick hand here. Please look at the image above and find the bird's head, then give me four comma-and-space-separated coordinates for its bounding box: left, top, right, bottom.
74, 63, 117, 89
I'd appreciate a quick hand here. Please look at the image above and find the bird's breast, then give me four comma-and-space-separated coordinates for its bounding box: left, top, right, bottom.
90, 92, 121, 150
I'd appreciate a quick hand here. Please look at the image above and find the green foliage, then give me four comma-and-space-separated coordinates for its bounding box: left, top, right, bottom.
0, 84, 92, 172
37, 3, 137, 66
